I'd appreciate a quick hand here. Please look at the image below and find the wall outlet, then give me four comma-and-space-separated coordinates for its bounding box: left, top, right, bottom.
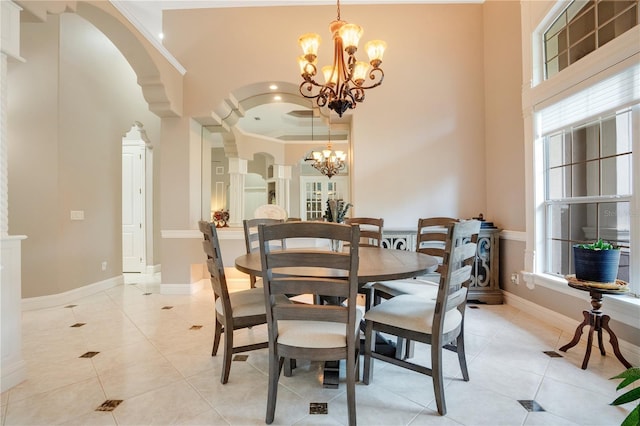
70, 210, 85, 220
101, 261, 107, 271
510, 272, 519, 285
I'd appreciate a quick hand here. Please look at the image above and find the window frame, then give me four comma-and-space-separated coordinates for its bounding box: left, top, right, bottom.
523, 2, 640, 307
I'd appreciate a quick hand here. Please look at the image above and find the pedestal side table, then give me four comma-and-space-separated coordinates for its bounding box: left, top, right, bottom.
559, 282, 632, 370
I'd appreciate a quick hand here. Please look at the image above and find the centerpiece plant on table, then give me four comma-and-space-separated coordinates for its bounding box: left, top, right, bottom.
323, 199, 352, 223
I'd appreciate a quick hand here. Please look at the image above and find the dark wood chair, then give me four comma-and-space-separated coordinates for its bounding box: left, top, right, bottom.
345, 217, 384, 310
363, 219, 481, 416
372, 217, 457, 301
258, 221, 361, 425
198, 220, 289, 384
243, 218, 284, 288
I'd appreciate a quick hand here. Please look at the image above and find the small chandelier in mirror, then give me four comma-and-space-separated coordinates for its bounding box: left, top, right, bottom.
306, 109, 346, 179
297, 0, 386, 117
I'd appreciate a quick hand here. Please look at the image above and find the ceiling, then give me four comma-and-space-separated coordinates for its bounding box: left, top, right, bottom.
111, 0, 480, 140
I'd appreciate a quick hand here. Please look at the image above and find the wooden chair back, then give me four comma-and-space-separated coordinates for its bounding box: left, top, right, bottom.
198, 220, 231, 309
243, 218, 284, 287
345, 217, 384, 247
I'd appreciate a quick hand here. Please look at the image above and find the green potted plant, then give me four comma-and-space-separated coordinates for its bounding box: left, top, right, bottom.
573, 238, 621, 283
610, 367, 640, 426
323, 199, 352, 224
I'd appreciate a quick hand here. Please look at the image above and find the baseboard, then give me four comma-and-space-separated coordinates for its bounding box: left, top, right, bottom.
146, 264, 161, 275
503, 291, 640, 365
22, 276, 124, 311
0, 359, 27, 393
160, 279, 205, 295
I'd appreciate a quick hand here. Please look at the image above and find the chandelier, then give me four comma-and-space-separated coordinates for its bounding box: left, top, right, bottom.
297, 0, 386, 117
306, 110, 346, 179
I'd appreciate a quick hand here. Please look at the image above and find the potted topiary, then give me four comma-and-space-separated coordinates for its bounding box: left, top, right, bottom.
573, 238, 621, 283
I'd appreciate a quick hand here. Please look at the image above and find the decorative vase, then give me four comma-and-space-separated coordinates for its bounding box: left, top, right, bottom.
330, 239, 344, 253
573, 245, 621, 283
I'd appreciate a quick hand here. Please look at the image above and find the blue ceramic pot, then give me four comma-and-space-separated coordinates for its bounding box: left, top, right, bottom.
573, 246, 621, 283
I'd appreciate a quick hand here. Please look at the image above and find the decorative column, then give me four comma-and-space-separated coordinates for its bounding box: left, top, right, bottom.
227, 157, 247, 227
1, 0, 27, 392
272, 164, 291, 215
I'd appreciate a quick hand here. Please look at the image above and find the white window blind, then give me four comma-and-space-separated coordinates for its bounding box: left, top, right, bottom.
538, 64, 640, 134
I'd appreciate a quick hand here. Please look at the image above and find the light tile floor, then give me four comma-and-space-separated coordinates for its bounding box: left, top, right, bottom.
1, 275, 635, 426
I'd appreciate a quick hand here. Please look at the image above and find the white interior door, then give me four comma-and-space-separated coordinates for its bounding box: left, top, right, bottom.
122, 145, 145, 273
300, 176, 350, 221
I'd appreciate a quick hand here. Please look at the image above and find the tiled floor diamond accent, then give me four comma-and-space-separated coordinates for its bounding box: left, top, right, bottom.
64, 305, 77, 308
518, 400, 545, 412
543, 350, 563, 358
79, 351, 100, 358
95, 400, 123, 412
309, 402, 328, 415
161, 306, 173, 310
233, 355, 249, 361
143, 292, 152, 295
468, 305, 480, 309
70, 323, 86, 328
190, 325, 203, 330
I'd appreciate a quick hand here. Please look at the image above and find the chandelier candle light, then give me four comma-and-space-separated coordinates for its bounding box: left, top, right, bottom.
297, 0, 386, 117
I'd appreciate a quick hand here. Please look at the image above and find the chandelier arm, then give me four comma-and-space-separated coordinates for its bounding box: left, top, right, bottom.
356, 68, 385, 90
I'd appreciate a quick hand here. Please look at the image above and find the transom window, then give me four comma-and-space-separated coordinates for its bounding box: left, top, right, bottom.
544, 0, 638, 79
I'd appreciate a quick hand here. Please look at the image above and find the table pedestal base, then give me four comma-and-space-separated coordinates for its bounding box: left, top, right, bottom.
559, 291, 631, 370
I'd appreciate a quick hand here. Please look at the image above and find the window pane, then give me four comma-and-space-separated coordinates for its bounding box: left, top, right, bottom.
598, 0, 636, 25
569, 5, 596, 42
600, 201, 631, 244
571, 160, 599, 196
602, 154, 632, 195
569, 203, 595, 243
566, 0, 593, 22
548, 204, 570, 240
546, 33, 560, 58
601, 112, 632, 155
569, 33, 596, 64
572, 124, 599, 162
548, 166, 571, 199
547, 132, 570, 167
547, 238, 571, 275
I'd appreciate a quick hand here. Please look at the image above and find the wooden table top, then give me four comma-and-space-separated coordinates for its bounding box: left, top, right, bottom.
234, 246, 438, 285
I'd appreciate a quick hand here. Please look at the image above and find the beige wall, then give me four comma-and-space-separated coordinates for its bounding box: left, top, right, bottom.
8, 13, 160, 297
164, 4, 488, 229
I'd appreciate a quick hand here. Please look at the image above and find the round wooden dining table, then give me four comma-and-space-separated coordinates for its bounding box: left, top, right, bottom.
234, 246, 438, 288
235, 245, 438, 388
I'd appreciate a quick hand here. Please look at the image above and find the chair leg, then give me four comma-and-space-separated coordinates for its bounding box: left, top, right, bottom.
456, 333, 469, 381
266, 351, 284, 424
221, 323, 233, 384
363, 320, 375, 384
432, 344, 446, 416
283, 358, 295, 377
346, 346, 357, 426
212, 319, 223, 356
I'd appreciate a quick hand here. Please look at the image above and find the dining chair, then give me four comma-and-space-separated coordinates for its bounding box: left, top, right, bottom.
198, 220, 289, 384
362, 219, 481, 416
370, 217, 460, 358
258, 221, 361, 425
243, 218, 284, 288
372, 217, 458, 302
345, 217, 384, 310
345, 217, 384, 247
